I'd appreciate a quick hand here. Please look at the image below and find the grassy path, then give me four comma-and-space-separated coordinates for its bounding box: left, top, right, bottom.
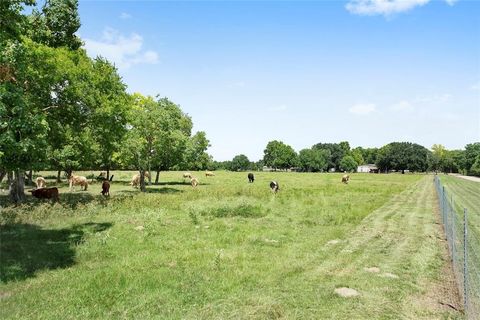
307, 176, 462, 319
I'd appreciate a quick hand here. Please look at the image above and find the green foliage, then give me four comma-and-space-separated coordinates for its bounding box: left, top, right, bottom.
263, 140, 298, 170
339, 155, 358, 172
298, 148, 328, 172
312, 143, 344, 171
350, 147, 365, 166
376, 142, 430, 173
230, 154, 250, 171
470, 155, 480, 177
465, 142, 480, 175
28, 0, 82, 50
183, 131, 212, 170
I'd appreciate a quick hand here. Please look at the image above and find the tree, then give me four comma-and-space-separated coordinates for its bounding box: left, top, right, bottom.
28, 0, 82, 50
312, 143, 345, 171
469, 155, 480, 177
376, 142, 429, 173
263, 140, 298, 170
339, 155, 358, 172
230, 154, 250, 171
183, 131, 211, 170
150, 97, 192, 183
464, 142, 480, 175
351, 147, 365, 166
298, 148, 328, 172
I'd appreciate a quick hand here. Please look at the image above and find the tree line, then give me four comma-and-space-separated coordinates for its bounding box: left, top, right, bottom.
218, 141, 480, 176
0, 0, 212, 201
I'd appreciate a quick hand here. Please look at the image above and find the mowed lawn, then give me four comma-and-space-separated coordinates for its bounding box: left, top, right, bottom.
0, 172, 461, 319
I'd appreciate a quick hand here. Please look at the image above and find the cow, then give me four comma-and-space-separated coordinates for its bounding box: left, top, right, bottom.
131, 172, 151, 188
97, 171, 107, 181
183, 172, 192, 182
35, 177, 46, 188
248, 173, 255, 183
205, 171, 215, 177
270, 181, 279, 193
69, 175, 88, 191
342, 174, 350, 184
29, 187, 59, 201
191, 177, 199, 187
101, 180, 110, 196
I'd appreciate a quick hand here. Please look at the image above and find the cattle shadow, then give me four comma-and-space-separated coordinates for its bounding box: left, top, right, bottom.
0, 222, 112, 283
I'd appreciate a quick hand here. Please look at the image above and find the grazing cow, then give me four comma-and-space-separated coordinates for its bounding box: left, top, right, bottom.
69, 175, 88, 191
29, 187, 59, 201
191, 177, 199, 187
248, 173, 255, 183
270, 181, 279, 193
183, 172, 192, 181
205, 171, 215, 177
97, 171, 107, 181
130, 172, 151, 188
342, 174, 350, 184
35, 177, 46, 188
101, 180, 110, 196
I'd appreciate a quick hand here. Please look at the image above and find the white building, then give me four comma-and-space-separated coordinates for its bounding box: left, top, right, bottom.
357, 164, 378, 173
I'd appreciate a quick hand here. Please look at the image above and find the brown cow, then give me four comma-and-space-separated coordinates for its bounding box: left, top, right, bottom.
342, 174, 350, 184
69, 175, 89, 191
35, 177, 46, 188
205, 171, 215, 177
101, 180, 110, 196
29, 187, 59, 201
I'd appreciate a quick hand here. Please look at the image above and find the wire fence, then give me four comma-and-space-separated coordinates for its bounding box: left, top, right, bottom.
435, 176, 480, 319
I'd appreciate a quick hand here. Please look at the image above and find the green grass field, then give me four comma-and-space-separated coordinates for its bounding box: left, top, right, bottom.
0, 172, 462, 319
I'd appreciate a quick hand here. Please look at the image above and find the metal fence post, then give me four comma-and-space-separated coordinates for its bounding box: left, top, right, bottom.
463, 208, 468, 315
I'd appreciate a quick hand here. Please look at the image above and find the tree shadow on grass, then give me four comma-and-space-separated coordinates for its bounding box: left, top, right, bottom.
0, 222, 112, 283
117, 187, 184, 194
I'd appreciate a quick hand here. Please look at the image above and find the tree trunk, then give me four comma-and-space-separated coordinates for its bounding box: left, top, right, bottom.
106, 168, 110, 181
139, 169, 146, 192
401, 169, 405, 174
155, 170, 160, 184
9, 170, 26, 203
57, 170, 62, 183
26, 170, 33, 186
66, 169, 73, 179
0, 171, 6, 183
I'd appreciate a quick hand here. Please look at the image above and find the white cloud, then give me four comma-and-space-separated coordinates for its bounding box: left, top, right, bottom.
119, 12, 132, 19
349, 103, 376, 115
84, 27, 159, 70
345, 0, 457, 16
390, 100, 414, 112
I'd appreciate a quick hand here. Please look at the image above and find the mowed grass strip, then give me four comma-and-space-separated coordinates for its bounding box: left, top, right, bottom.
0, 172, 458, 319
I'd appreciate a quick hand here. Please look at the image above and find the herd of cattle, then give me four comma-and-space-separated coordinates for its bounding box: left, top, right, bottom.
27, 172, 351, 201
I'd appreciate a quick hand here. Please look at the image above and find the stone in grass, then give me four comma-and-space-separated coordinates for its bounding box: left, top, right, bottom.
134, 225, 144, 231
364, 267, 380, 273
382, 272, 399, 279
327, 239, 341, 245
334, 287, 359, 298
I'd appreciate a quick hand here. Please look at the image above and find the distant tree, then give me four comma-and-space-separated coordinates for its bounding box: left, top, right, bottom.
230, 154, 250, 171
298, 148, 328, 172
339, 141, 350, 154
376, 142, 429, 173
464, 142, 480, 175
339, 155, 358, 172
469, 155, 480, 177
312, 143, 344, 171
351, 147, 365, 166
263, 140, 298, 170
184, 131, 211, 170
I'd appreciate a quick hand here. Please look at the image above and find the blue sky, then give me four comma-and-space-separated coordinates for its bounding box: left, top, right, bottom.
78, 0, 480, 161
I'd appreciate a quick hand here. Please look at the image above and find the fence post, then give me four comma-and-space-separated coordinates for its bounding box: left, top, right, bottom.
463, 208, 468, 315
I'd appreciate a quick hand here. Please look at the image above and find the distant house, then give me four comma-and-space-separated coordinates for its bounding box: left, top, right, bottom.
357, 164, 378, 173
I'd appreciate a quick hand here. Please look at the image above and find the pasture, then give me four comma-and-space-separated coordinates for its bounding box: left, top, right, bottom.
0, 172, 462, 319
